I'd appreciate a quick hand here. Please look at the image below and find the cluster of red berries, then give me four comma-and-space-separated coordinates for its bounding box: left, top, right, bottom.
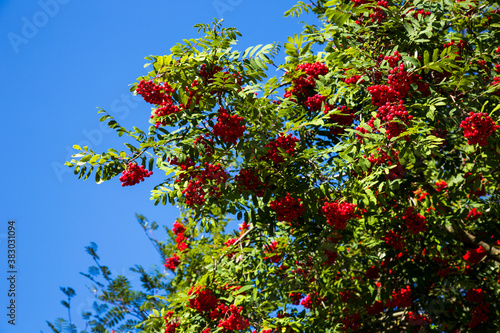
409, 8, 431, 18
263, 134, 299, 165
369, 0, 388, 23
182, 180, 206, 207
238, 222, 250, 234
182, 79, 201, 109
402, 207, 427, 235
164, 253, 180, 271
136, 79, 173, 105
304, 94, 329, 112
270, 193, 305, 223
217, 305, 250, 331
341, 311, 361, 330
169, 156, 195, 184
119, 163, 153, 186
406, 311, 431, 327
189, 287, 219, 313
387, 286, 412, 308
303, 95, 355, 134
467, 208, 482, 220
224, 237, 238, 248
435, 180, 447, 192
153, 102, 182, 128
359, 53, 423, 142
300, 293, 322, 309
194, 135, 213, 157
235, 168, 266, 197
365, 148, 393, 166
366, 300, 384, 315
296, 62, 329, 80
199, 63, 223, 84
263, 241, 282, 263
327, 106, 356, 135
183, 285, 247, 330
212, 108, 246, 144
164, 312, 179, 333
136, 80, 183, 128
340, 290, 356, 304
460, 112, 499, 146
493, 77, 500, 95
176, 233, 185, 246
352, 0, 388, 23
322, 200, 357, 230
466, 288, 485, 303
199, 64, 242, 94
172, 220, 185, 234
465, 289, 490, 328
474, 59, 488, 71
199, 163, 228, 188
463, 246, 487, 265
413, 188, 429, 202
469, 302, 490, 328
367, 84, 401, 106
344, 75, 363, 85
173, 220, 188, 251
351, 0, 369, 5
284, 62, 328, 100
443, 39, 467, 51
324, 249, 338, 265
411, 9, 431, 18
383, 230, 405, 251
169, 156, 195, 173
224, 237, 238, 259
209, 303, 230, 320
365, 265, 379, 280
289, 292, 303, 305
362, 149, 405, 180
384, 51, 402, 68
182, 163, 228, 207
415, 76, 430, 96
387, 63, 415, 99
376, 100, 413, 139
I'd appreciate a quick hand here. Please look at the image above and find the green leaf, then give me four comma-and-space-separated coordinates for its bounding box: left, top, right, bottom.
426, 105, 436, 120
423, 50, 429, 66
432, 48, 439, 63
403, 22, 414, 35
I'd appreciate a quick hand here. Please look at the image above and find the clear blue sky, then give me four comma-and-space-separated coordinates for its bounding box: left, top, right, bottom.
0, 0, 305, 331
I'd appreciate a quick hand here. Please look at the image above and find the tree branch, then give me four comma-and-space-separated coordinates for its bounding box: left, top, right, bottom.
444, 224, 500, 263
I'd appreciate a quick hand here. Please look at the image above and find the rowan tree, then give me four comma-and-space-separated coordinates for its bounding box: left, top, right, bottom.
58, 0, 500, 331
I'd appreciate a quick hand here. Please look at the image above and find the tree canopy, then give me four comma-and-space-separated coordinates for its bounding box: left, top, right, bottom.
51, 0, 500, 332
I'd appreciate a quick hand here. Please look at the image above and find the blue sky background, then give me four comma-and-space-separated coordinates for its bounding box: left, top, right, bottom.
0, 0, 305, 331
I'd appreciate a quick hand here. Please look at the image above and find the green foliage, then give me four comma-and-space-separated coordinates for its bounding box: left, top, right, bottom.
52, 1, 500, 332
